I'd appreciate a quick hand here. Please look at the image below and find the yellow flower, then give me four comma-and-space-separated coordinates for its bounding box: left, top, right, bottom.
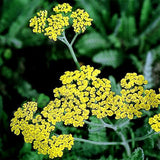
149, 113, 160, 132
54, 65, 112, 121
112, 73, 160, 119
10, 100, 74, 159
29, 3, 92, 40
29, 10, 47, 33
71, 9, 93, 33
53, 3, 72, 13
44, 14, 69, 41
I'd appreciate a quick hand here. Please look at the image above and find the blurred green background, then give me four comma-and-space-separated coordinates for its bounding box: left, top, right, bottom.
1, 0, 160, 159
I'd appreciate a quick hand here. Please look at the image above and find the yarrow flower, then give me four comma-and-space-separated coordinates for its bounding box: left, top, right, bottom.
53, 65, 112, 122
149, 113, 160, 132
53, 3, 72, 13
10, 101, 74, 159
10, 66, 160, 158
10, 102, 37, 135
29, 3, 92, 41
109, 73, 160, 119
29, 10, 48, 33
71, 9, 93, 33
44, 14, 69, 41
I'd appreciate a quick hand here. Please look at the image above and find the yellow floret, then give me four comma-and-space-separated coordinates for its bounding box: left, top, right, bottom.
149, 113, 160, 132
29, 10, 47, 33
71, 9, 93, 33
53, 3, 72, 13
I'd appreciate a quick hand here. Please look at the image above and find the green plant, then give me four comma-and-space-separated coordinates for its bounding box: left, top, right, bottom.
9, 2, 160, 160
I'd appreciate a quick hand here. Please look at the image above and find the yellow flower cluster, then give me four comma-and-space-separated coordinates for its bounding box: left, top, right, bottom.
53, 3, 72, 13
10, 102, 74, 159
54, 65, 112, 121
109, 73, 160, 119
149, 113, 160, 132
11, 66, 160, 158
71, 9, 93, 33
29, 3, 92, 41
29, 10, 47, 33
121, 73, 148, 89
10, 102, 37, 135
44, 14, 69, 41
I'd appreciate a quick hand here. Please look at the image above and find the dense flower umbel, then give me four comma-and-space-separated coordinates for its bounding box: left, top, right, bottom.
29, 10, 47, 33
110, 73, 160, 119
10, 66, 160, 158
149, 113, 160, 132
71, 9, 93, 33
29, 3, 92, 41
53, 3, 72, 13
53, 65, 112, 124
44, 14, 69, 41
10, 102, 74, 159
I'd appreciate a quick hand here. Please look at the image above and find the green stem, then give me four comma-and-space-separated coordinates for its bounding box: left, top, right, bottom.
99, 118, 131, 157
127, 130, 159, 143
84, 119, 117, 130
74, 137, 123, 146
58, 32, 81, 71
84, 120, 104, 127
71, 33, 79, 46
99, 119, 117, 130
117, 131, 131, 157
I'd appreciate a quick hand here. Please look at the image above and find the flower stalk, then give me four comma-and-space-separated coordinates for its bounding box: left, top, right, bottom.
58, 32, 81, 71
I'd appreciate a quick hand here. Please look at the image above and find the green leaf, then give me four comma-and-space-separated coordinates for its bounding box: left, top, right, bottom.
76, 32, 108, 55
143, 51, 154, 89
3, 49, 12, 60
139, 0, 151, 29
118, 15, 137, 40
109, 75, 121, 95
129, 54, 143, 72
16, 80, 38, 99
129, 147, 144, 160
110, 14, 118, 30
37, 93, 50, 108
108, 35, 121, 48
92, 50, 123, 68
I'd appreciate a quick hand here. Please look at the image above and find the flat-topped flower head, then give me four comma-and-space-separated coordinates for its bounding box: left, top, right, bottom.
29, 10, 47, 33
121, 73, 148, 89
10, 101, 74, 159
53, 65, 112, 123
111, 73, 160, 119
44, 14, 69, 41
149, 113, 160, 132
10, 102, 37, 135
71, 9, 93, 33
53, 3, 72, 13
29, 3, 93, 41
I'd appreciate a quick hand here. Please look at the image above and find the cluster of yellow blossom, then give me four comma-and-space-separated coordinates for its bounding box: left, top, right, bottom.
11, 65, 160, 158
53, 3, 72, 13
71, 9, 93, 33
29, 3, 92, 41
109, 73, 160, 119
53, 65, 112, 122
10, 102, 37, 135
44, 14, 69, 41
120, 73, 148, 89
29, 10, 48, 33
55, 69, 160, 120
10, 102, 74, 159
149, 113, 160, 132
